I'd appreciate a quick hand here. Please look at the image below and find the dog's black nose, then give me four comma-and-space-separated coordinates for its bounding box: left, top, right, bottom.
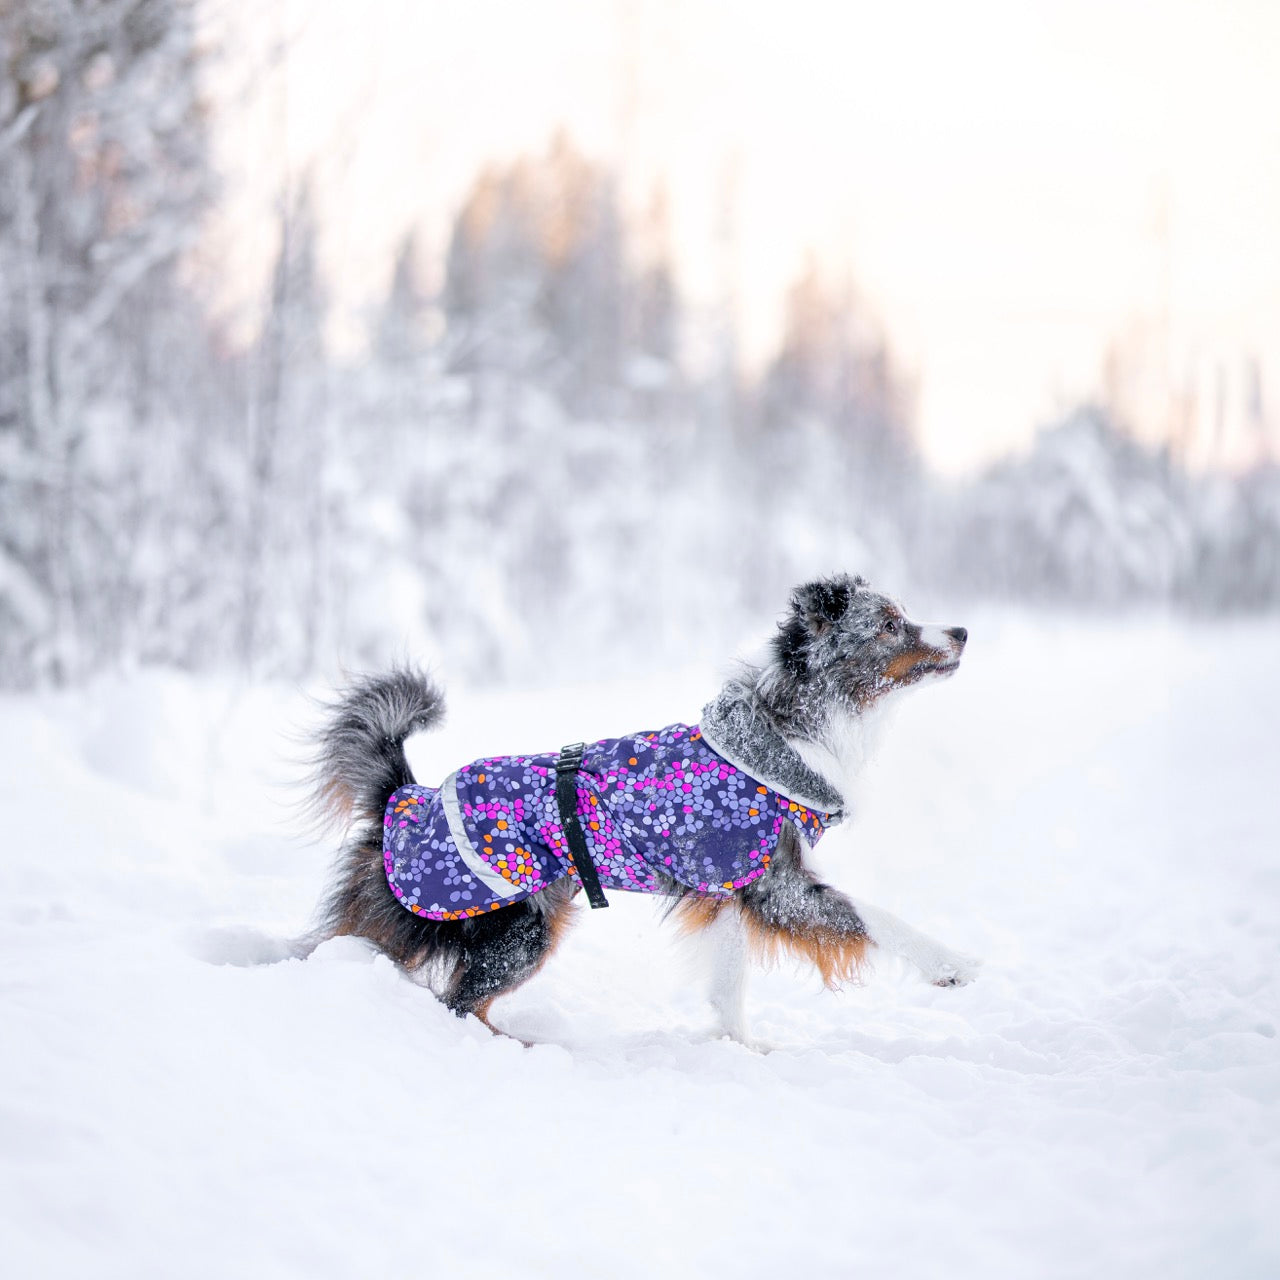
947, 626, 968, 645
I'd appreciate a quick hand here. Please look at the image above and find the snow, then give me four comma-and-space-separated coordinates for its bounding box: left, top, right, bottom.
2, 614, 1278, 1278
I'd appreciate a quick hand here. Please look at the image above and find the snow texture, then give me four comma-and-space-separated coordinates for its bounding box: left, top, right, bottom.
1, 614, 1277, 1278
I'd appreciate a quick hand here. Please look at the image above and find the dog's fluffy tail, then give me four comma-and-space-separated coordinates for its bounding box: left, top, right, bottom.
310, 667, 446, 830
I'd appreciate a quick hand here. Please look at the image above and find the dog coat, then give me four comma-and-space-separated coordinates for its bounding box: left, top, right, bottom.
382, 723, 838, 920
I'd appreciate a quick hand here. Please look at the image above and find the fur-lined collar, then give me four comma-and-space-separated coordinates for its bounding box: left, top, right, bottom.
699, 683, 845, 819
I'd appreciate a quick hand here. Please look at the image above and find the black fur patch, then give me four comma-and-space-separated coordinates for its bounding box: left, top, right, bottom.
793, 575, 860, 627
774, 573, 867, 674
774, 613, 811, 676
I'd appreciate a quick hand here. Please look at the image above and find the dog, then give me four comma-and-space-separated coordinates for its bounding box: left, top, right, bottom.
306, 573, 980, 1042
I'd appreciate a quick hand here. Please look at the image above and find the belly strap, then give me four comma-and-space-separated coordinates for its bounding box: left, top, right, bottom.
554, 743, 610, 909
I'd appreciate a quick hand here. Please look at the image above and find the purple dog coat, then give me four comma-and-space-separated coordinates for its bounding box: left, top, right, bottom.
382, 723, 838, 920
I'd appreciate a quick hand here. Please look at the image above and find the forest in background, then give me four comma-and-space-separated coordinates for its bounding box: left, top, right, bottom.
3, 0, 1279, 690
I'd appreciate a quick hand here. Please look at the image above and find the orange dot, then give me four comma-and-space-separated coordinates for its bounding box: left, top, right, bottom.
748, 808, 758, 816
497, 819, 508, 830
757, 786, 767, 794
629, 758, 637, 765
478, 773, 486, 783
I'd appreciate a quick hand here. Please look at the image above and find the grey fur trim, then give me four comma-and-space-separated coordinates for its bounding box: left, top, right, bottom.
699, 685, 845, 818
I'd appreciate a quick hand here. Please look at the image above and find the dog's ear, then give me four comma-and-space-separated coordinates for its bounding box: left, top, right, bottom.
775, 575, 862, 675
790, 575, 859, 637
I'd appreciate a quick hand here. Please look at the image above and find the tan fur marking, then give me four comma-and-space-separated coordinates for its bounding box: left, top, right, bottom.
884, 648, 928, 685
673, 894, 866, 989
672, 894, 731, 935
543, 894, 579, 957
742, 913, 868, 988
471, 999, 531, 1045
315, 777, 356, 827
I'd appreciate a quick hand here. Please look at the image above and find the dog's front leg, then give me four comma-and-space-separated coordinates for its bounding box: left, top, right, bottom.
848, 899, 982, 987
738, 825, 980, 989
737, 824, 871, 988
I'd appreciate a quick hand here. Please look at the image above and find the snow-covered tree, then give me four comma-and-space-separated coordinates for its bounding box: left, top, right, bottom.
235, 179, 332, 675
0, 0, 214, 684
945, 407, 1194, 605
1182, 464, 1280, 611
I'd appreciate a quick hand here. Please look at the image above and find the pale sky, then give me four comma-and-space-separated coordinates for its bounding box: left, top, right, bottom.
204, 0, 1280, 473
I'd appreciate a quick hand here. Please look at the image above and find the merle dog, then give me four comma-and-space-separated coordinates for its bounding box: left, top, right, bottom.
306, 573, 980, 1041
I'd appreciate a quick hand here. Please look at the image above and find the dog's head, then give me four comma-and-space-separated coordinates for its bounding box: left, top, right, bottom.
762, 573, 967, 724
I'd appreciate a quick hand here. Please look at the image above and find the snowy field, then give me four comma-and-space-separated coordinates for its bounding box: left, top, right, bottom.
2, 613, 1278, 1278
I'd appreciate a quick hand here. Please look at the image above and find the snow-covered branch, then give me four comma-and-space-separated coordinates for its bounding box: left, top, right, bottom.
0, 103, 39, 157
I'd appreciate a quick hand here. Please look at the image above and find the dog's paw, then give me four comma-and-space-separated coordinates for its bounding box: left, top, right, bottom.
924, 950, 983, 988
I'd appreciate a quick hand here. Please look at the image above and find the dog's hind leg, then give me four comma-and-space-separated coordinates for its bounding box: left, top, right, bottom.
706, 907, 752, 1044
671, 895, 754, 1044
444, 880, 578, 1037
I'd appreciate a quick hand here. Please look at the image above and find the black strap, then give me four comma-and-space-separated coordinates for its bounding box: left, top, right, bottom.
554, 743, 609, 909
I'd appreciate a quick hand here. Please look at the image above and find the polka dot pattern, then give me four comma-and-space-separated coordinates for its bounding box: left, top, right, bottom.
382, 792, 491, 921
383, 724, 835, 920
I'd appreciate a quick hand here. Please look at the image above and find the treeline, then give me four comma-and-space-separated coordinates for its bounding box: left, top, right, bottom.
928, 408, 1280, 612
0, 0, 913, 687
1, 2, 1276, 690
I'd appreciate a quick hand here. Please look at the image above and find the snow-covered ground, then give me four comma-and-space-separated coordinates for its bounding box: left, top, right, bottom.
2, 613, 1278, 1278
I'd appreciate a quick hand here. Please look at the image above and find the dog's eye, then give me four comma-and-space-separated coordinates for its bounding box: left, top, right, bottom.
882, 617, 898, 635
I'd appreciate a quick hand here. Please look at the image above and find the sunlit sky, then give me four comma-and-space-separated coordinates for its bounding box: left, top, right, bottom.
205, 0, 1280, 474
